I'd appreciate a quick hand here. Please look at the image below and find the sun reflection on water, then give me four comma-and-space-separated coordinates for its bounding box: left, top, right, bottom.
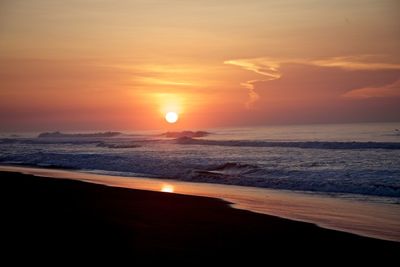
161, 184, 174, 193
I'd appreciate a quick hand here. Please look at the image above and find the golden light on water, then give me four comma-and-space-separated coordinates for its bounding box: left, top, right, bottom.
161, 184, 174, 193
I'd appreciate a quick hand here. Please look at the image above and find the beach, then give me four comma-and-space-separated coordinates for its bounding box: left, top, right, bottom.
1, 170, 398, 263
2, 0, 400, 264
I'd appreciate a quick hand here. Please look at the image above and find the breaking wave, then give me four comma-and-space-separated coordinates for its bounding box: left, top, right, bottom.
96, 142, 141, 149
161, 131, 210, 138
1, 124, 400, 200
37, 131, 121, 138
175, 137, 400, 150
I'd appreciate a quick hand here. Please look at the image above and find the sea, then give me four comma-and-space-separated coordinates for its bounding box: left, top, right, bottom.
1, 122, 400, 204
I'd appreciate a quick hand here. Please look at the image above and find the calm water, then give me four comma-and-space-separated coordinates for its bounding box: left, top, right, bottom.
1, 122, 400, 203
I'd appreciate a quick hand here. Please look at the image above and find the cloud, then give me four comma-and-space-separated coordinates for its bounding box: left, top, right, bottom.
224, 58, 282, 108
225, 55, 400, 107
224, 59, 281, 79
134, 76, 195, 87
102, 62, 216, 90
342, 79, 400, 99
310, 56, 400, 71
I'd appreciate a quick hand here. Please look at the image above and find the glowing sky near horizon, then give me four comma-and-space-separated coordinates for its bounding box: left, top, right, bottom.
0, 0, 399, 131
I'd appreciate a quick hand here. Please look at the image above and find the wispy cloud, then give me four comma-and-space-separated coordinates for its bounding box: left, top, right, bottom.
310, 56, 400, 71
224, 59, 281, 79
99, 62, 205, 91
342, 79, 400, 99
225, 55, 400, 107
224, 58, 282, 108
134, 76, 195, 87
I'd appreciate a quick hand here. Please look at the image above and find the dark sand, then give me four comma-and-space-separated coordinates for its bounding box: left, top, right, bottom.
1, 171, 398, 263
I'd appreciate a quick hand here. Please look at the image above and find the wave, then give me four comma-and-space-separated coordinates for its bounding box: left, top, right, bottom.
1, 132, 399, 199
1, 151, 399, 198
0, 137, 164, 146
185, 162, 400, 198
175, 137, 400, 150
0, 138, 101, 145
206, 162, 260, 175
161, 131, 210, 138
38, 131, 121, 138
96, 142, 141, 149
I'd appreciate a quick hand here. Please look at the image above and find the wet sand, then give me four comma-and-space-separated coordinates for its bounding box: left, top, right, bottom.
1, 171, 398, 263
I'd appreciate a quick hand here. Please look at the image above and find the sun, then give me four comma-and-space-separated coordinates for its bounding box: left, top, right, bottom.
165, 111, 179, 123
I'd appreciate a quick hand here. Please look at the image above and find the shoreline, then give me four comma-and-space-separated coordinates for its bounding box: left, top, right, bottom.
1, 170, 399, 262
1, 165, 400, 242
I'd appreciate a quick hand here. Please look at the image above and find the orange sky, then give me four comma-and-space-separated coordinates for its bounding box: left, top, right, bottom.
1, 0, 400, 131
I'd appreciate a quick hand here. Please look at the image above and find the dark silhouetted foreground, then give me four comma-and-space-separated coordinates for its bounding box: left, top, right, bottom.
1, 171, 398, 264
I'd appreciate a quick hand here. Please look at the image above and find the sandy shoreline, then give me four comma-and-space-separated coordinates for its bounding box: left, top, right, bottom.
1, 170, 399, 263
1, 165, 400, 242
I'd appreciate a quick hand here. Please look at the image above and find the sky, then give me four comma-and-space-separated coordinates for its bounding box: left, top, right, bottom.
1, 0, 400, 131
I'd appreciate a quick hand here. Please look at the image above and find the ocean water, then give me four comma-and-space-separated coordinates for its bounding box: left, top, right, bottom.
1, 122, 400, 203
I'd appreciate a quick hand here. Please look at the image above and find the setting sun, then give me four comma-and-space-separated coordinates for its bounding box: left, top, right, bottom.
0, 0, 399, 260
165, 112, 179, 124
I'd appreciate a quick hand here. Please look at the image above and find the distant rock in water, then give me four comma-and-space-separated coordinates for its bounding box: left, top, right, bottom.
162, 131, 210, 138
37, 131, 121, 138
